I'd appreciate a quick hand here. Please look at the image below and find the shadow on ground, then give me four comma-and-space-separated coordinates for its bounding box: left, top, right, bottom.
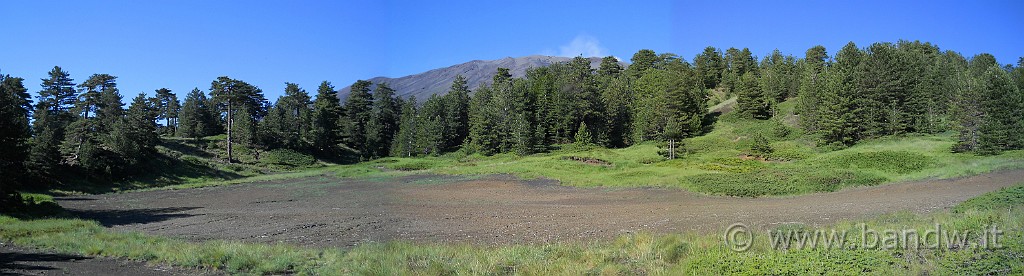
66, 207, 201, 227
0, 250, 90, 274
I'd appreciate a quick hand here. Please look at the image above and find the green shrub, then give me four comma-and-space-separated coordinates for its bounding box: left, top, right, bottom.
819, 151, 934, 174
953, 183, 1024, 213
681, 168, 887, 197
768, 141, 816, 160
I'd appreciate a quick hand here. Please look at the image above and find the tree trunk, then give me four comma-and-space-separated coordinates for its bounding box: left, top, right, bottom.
668, 139, 676, 159
226, 99, 233, 163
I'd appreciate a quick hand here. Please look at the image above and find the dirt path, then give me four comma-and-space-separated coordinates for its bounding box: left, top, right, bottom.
56, 169, 1024, 247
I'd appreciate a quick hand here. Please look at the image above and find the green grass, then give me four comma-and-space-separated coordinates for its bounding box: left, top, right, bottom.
3, 183, 1022, 275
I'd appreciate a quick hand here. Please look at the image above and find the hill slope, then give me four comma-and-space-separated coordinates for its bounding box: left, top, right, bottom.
339, 55, 616, 100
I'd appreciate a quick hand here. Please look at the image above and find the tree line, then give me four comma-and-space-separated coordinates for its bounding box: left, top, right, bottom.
2, 40, 1023, 205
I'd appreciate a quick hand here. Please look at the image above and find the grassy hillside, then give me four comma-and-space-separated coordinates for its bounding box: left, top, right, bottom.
44, 136, 327, 195
332, 99, 1024, 197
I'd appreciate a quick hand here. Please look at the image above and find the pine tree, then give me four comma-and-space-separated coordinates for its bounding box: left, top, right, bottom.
626, 49, 659, 78
309, 81, 343, 155
722, 48, 759, 93
737, 71, 771, 119
391, 96, 418, 157
598, 56, 623, 77
976, 66, 1024, 153
0, 73, 31, 198
153, 88, 179, 135
572, 122, 593, 151
28, 66, 77, 179
177, 88, 213, 142
344, 80, 373, 159
508, 79, 536, 155
663, 67, 706, 142
416, 95, 446, 155
442, 75, 471, 151
759, 49, 799, 101
63, 74, 119, 172
749, 132, 774, 158
209, 77, 266, 163
915, 51, 962, 133
526, 67, 558, 146
816, 42, 864, 146
231, 106, 257, 149
1015, 58, 1024, 93
366, 82, 400, 158
467, 85, 500, 155
264, 83, 312, 150
97, 85, 124, 132
259, 101, 288, 149
951, 58, 984, 152
797, 45, 829, 132
694, 46, 725, 89
109, 93, 158, 172
566, 57, 604, 146
599, 65, 631, 148
858, 42, 913, 137
630, 68, 672, 143
661, 67, 706, 160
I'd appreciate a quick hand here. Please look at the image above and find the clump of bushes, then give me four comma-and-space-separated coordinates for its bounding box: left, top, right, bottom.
821, 151, 934, 174
681, 168, 887, 197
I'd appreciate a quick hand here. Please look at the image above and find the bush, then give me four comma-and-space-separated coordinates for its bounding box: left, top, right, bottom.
953, 183, 1024, 213
681, 168, 887, 197
821, 151, 934, 174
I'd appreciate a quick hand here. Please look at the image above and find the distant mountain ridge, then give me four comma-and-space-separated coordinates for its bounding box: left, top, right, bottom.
339, 55, 620, 100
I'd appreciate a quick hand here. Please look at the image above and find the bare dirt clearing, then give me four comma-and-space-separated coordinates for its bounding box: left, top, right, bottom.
58, 170, 1024, 248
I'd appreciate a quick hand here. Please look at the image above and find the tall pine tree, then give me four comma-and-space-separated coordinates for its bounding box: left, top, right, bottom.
366, 82, 400, 158
442, 75, 471, 151
262, 83, 311, 150
344, 80, 374, 159
29, 66, 76, 179
153, 88, 179, 135
209, 77, 266, 163
108, 93, 158, 173
694, 46, 725, 89
177, 88, 215, 142
63, 74, 119, 172
391, 96, 418, 157
309, 81, 343, 155
0, 72, 31, 199
797, 45, 829, 132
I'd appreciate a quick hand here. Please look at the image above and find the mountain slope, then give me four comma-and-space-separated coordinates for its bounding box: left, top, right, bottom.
339, 55, 616, 100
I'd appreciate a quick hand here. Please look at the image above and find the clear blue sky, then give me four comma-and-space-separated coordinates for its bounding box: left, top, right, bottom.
1, 0, 1021, 102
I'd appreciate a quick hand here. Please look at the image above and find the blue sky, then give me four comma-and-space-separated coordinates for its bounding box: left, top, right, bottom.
1, 0, 1021, 102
